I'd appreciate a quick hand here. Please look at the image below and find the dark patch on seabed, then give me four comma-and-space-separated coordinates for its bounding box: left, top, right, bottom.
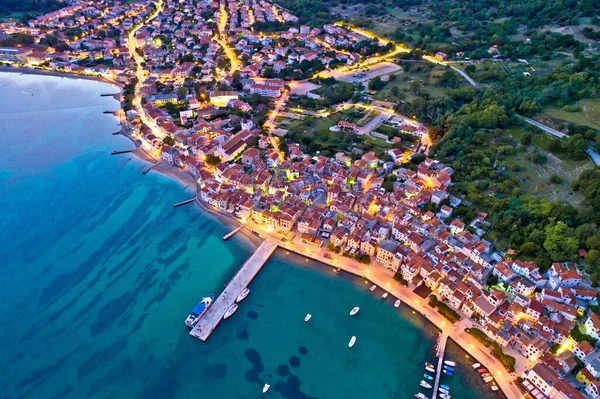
48, 385, 74, 399
36, 193, 156, 310
133, 266, 159, 293
299, 346, 308, 355
236, 328, 249, 340
275, 374, 317, 399
247, 310, 258, 320
90, 291, 137, 336
106, 245, 144, 277
86, 358, 134, 395
157, 243, 189, 268
78, 339, 128, 380
203, 363, 228, 380
136, 366, 181, 399
157, 227, 187, 254
289, 355, 300, 368
17, 348, 78, 393
278, 365, 290, 376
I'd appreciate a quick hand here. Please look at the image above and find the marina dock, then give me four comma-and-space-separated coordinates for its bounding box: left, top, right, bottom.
143, 162, 159, 175
432, 331, 449, 399
190, 240, 278, 341
222, 226, 241, 240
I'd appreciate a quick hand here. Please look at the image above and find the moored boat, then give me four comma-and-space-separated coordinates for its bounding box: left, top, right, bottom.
394, 299, 401, 307
439, 394, 451, 399
414, 393, 428, 399
483, 376, 494, 383
370, 284, 377, 291
350, 307, 360, 316
420, 380, 432, 389
348, 336, 356, 348
491, 386, 499, 391
440, 385, 450, 391
223, 303, 238, 320
304, 313, 312, 322
236, 287, 250, 303
382, 292, 388, 299
472, 363, 481, 368
425, 362, 435, 369
263, 383, 270, 393
443, 365, 454, 372
184, 296, 214, 328
481, 373, 491, 378
443, 369, 453, 376
444, 360, 456, 367
477, 368, 487, 373
424, 374, 433, 381
425, 366, 435, 373
439, 388, 450, 394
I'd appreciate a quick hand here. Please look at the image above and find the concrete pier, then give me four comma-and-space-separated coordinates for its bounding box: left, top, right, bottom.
174, 198, 196, 208
190, 240, 278, 341
222, 226, 241, 240
143, 162, 159, 175
111, 149, 134, 155
432, 331, 449, 399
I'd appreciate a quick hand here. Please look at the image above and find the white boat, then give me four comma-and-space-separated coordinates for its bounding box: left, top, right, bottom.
491, 386, 499, 391
304, 313, 312, 322
350, 307, 360, 316
425, 366, 435, 373
439, 388, 450, 394
223, 303, 238, 319
483, 377, 494, 383
439, 394, 451, 399
348, 336, 356, 348
236, 287, 250, 303
382, 292, 388, 299
394, 299, 401, 308
472, 363, 481, 369
420, 380, 432, 389
444, 360, 456, 367
262, 383, 270, 393
370, 284, 377, 292
415, 394, 428, 399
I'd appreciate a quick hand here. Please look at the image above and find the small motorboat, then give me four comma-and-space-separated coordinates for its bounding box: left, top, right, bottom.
472, 363, 481, 369
236, 287, 250, 303
439, 388, 450, 394
477, 368, 487, 373
444, 360, 456, 367
491, 386, 499, 391
483, 377, 494, 383
420, 380, 432, 389
425, 366, 435, 373
382, 292, 388, 299
439, 394, 451, 399
443, 369, 453, 376
423, 374, 433, 381
394, 299, 401, 308
481, 373, 491, 378
370, 284, 377, 292
425, 362, 435, 369
443, 365, 454, 372
304, 314, 312, 322
223, 303, 238, 319
440, 385, 450, 391
348, 336, 356, 348
263, 383, 270, 393
350, 307, 360, 316
414, 394, 428, 399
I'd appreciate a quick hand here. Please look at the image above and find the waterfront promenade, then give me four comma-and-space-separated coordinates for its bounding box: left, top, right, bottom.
432, 332, 449, 399
190, 239, 277, 341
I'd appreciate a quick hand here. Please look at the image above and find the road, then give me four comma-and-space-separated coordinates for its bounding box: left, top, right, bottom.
357, 111, 391, 135
586, 148, 600, 166
520, 115, 567, 139
127, 0, 164, 137
449, 66, 480, 89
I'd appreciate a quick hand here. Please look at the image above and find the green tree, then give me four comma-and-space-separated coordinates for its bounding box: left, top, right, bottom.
205, 154, 221, 166
544, 222, 579, 261
520, 133, 532, 146
520, 242, 537, 256
162, 135, 175, 146
586, 250, 600, 268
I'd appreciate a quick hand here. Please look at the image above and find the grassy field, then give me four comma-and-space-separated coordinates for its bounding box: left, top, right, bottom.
373, 65, 452, 102
499, 127, 593, 203
542, 99, 600, 131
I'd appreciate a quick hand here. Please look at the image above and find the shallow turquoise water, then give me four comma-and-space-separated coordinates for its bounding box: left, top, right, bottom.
0, 73, 496, 399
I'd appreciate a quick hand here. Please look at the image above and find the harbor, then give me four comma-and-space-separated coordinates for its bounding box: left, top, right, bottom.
190, 239, 277, 341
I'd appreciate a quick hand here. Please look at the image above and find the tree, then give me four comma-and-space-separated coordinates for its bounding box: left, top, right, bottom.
520, 132, 532, 146
162, 135, 175, 146
368, 76, 385, 91
520, 242, 537, 256
486, 274, 499, 286
587, 236, 600, 251
177, 86, 187, 101
586, 250, 600, 268
205, 154, 221, 166
549, 174, 564, 184
544, 222, 579, 261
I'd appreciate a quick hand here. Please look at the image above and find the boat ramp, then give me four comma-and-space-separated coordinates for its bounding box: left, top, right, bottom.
190, 239, 277, 341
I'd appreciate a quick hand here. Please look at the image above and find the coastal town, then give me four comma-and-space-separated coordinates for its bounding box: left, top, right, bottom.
3, 1, 600, 399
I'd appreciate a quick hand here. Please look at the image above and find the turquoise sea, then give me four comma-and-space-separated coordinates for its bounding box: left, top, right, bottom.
0, 73, 500, 399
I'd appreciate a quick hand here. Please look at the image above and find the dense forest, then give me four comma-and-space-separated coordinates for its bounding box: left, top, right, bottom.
0, 0, 63, 16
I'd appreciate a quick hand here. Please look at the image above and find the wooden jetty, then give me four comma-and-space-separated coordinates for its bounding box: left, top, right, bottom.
174, 198, 196, 208
190, 240, 278, 341
432, 332, 449, 399
223, 226, 241, 241
111, 149, 134, 155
